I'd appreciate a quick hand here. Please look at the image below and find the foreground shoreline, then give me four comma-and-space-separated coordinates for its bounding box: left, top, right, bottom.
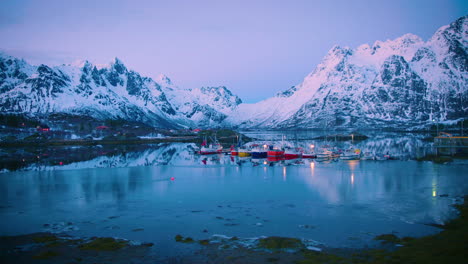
1, 196, 466, 264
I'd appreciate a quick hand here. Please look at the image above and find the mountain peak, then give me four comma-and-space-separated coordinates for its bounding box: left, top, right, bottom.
70, 59, 92, 69
430, 16, 468, 43
157, 74, 173, 85
0, 51, 13, 60
111, 57, 127, 74
395, 33, 423, 45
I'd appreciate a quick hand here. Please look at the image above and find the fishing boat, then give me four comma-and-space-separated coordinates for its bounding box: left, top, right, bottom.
199, 136, 223, 155
302, 144, 316, 159
315, 149, 333, 160
267, 148, 284, 157
340, 148, 361, 160
199, 144, 223, 155
230, 134, 243, 156
284, 147, 302, 159
267, 135, 286, 159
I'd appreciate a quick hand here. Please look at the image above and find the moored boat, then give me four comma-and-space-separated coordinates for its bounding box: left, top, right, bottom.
199, 144, 223, 155
199, 136, 223, 155
284, 147, 302, 159
315, 149, 333, 160
302, 144, 316, 159
340, 148, 361, 160
267, 149, 284, 157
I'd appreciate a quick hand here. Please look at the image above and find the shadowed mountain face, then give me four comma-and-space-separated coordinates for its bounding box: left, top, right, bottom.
1, 16, 466, 130
0, 56, 242, 129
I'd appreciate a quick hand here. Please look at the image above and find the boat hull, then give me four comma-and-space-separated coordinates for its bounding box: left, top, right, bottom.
340, 155, 360, 160
251, 151, 267, 158
284, 153, 301, 159
238, 152, 251, 157
316, 154, 331, 159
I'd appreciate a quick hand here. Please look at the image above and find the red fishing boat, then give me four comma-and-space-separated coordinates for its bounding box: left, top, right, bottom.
284, 148, 301, 159
267, 149, 284, 157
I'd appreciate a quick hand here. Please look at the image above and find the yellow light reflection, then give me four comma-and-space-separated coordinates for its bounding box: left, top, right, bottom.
347, 160, 359, 171
351, 173, 355, 185
310, 162, 315, 177
283, 166, 287, 181
432, 190, 437, 197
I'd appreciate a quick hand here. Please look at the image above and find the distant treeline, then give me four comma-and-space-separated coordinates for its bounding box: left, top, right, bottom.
0, 114, 40, 128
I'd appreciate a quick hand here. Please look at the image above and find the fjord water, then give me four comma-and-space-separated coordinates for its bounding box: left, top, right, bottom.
1, 132, 467, 255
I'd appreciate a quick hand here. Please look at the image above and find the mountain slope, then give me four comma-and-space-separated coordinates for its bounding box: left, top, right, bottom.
0, 54, 241, 128
227, 16, 467, 129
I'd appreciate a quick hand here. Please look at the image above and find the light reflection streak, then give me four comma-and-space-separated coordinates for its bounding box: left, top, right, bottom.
432, 176, 438, 197
310, 162, 315, 177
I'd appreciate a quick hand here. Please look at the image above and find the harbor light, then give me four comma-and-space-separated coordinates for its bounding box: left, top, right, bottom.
310, 144, 315, 148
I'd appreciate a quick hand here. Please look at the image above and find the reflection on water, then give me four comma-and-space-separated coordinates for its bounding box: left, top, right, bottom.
0, 132, 443, 173
0, 132, 467, 252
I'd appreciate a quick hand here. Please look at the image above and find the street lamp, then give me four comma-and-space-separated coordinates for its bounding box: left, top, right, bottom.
433, 119, 439, 136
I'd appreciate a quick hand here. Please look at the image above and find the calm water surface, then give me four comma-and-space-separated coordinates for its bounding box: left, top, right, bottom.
0, 132, 467, 256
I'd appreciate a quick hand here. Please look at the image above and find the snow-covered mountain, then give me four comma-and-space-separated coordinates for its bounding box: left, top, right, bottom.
0, 55, 181, 127
226, 15, 467, 129
157, 75, 242, 127
0, 54, 240, 128
1, 16, 466, 130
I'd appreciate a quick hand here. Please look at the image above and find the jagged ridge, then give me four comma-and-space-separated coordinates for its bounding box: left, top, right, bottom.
227, 16, 468, 129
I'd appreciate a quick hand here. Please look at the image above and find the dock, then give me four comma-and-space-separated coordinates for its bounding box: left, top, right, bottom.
434, 133, 468, 156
